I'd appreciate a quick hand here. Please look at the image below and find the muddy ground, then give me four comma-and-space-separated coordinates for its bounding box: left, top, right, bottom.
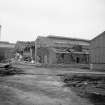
61, 73, 105, 105
0, 64, 105, 105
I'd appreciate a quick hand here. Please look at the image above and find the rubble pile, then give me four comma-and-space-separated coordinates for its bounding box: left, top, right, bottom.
0, 63, 23, 75
61, 74, 105, 96
61, 74, 105, 104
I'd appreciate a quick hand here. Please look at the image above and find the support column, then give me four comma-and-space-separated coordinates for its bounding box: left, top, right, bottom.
35, 41, 37, 64
30, 47, 32, 57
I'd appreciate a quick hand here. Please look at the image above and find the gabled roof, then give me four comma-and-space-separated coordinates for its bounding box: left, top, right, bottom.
91, 31, 105, 41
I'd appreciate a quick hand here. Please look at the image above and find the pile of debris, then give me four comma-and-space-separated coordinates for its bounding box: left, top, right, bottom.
61, 73, 105, 96
0, 63, 23, 75
61, 73, 105, 104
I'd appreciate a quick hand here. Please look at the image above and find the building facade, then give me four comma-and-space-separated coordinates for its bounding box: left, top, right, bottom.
0, 41, 15, 62
15, 41, 35, 61
35, 36, 90, 65
90, 31, 105, 70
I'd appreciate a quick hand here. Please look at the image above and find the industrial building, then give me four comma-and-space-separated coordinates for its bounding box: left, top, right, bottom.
0, 41, 15, 62
90, 31, 105, 70
15, 41, 35, 61
35, 36, 90, 65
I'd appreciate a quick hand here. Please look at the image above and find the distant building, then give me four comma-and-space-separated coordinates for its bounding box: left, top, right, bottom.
0, 41, 15, 62
15, 41, 35, 61
90, 31, 105, 70
35, 36, 90, 65
0, 25, 1, 40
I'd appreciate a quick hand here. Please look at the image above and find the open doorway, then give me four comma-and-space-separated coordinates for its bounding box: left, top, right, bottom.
76, 57, 80, 63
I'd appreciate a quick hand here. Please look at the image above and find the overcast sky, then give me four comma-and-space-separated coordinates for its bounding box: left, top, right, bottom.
0, 0, 105, 42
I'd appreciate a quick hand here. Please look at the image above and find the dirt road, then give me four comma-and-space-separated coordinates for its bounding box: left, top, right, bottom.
0, 64, 93, 105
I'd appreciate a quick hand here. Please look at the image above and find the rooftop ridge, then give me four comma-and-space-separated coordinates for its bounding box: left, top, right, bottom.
91, 31, 105, 41
47, 35, 90, 42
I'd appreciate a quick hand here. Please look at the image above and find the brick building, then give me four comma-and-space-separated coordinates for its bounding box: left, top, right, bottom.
35, 36, 90, 65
